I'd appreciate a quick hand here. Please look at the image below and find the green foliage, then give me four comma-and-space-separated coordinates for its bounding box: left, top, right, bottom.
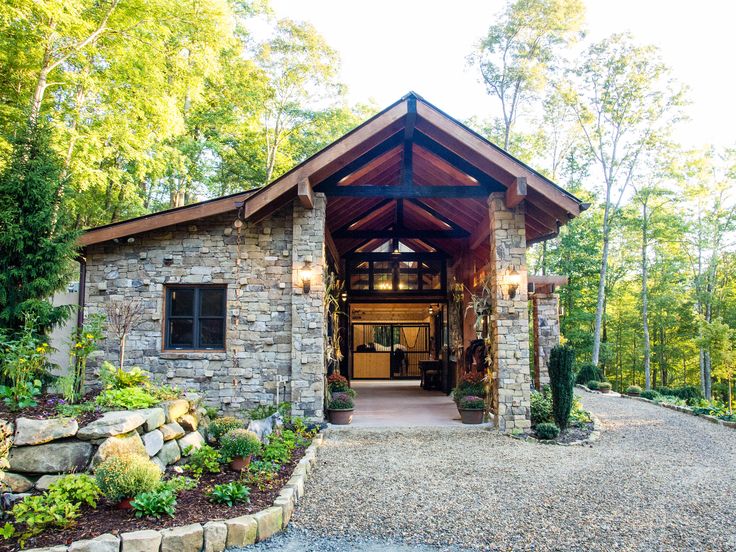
626, 385, 642, 394
548, 345, 575, 430
67, 313, 106, 402
47, 474, 101, 508
531, 390, 553, 425
220, 429, 262, 460
262, 429, 298, 465
452, 372, 487, 403
459, 395, 485, 410
328, 393, 354, 410
569, 395, 592, 425
183, 444, 222, 478
598, 382, 612, 391
9, 493, 80, 546
208, 482, 250, 507
640, 390, 661, 400
100, 361, 151, 389
655, 385, 703, 403
0, 127, 78, 332
0, 317, 50, 409
157, 475, 198, 495
56, 400, 99, 418
576, 363, 602, 385
96, 387, 159, 410
242, 460, 280, 491
208, 416, 246, 442
132, 488, 176, 519
0, 379, 42, 410
247, 402, 291, 421
587, 380, 600, 390
95, 454, 161, 502
535, 422, 561, 440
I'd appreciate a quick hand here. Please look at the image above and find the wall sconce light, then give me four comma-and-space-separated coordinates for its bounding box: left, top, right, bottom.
300, 264, 313, 294
428, 305, 434, 316
340, 291, 347, 302
503, 266, 521, 300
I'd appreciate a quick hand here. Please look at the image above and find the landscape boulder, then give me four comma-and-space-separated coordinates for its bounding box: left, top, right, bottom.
161, 400, 189, 423
142, 430, 164, 457
0, 472, 33, 492
159, 422, 185, 441
136, 408, 166, 432
9, 442, 93, 473
14, 417, 78, 446
77, 411, 146, 440
156, 440, 181, 466
92, 431, 146, 467
177, 431, 204, 455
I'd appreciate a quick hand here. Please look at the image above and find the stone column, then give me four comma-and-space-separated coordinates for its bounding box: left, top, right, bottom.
488, 192, 531, 432
290, 193, 326, 421
532, 293, 560, 390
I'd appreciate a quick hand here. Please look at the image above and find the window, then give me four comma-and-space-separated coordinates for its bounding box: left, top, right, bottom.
165, 286, 226, 350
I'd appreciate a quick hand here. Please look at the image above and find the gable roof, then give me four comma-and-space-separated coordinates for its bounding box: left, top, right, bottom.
79, 92, 585, 248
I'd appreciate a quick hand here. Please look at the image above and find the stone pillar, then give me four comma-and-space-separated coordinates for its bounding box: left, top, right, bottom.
290, 193, 326, 421
532, 293, 560, 390
488, 192, 530, 432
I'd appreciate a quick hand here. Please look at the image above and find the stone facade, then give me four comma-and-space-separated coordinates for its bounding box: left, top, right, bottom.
84, 195, 326, 420
532, 293, 560, 390
487, 193, 531, 432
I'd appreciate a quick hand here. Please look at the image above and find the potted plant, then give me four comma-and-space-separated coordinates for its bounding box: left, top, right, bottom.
598, 382, 612, 394
327, 373, 356, 398
626, 385, 642, 397
587, 380, 600, 391
221, 428, 262, 471
328, 392, 354, 425
458, 395, 485, 424
452, 371, 486, 411
95, 454, 161, 509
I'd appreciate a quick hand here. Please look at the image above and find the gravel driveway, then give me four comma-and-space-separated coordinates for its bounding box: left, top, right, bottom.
273, 393, 736, 551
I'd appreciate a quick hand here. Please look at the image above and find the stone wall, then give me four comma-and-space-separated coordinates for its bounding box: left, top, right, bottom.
84, 196, 327, 420
2, 397, 204, 492
487, 192, 531, 432
532, 293, 559, 390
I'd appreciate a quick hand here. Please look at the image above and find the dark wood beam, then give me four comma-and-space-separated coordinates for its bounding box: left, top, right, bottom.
335, 228, 469, 239
325, 186, 490, 198
298, 178, 314, 209
325, 227, 341, 274
505, 176, 527, 209
409, 199, 465, 231
334, 198, 395, 234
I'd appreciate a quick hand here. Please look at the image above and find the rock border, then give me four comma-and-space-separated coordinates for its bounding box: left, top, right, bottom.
527, 414, 601, 447
619, 394, 736, 430
24, 433, 325, 552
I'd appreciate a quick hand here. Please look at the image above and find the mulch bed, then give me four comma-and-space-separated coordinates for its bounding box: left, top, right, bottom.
0, 392, 105, 426
529, 421, 595, 444
0, 446, 307, 551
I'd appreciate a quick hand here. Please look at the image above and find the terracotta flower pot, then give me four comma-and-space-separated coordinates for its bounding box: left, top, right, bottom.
628, 391, 640, 397
459, 408, 484, 424
600, 387, 611, 394
328, 408, 353, 425
117, 497, 134, 510
230, 455, 252, 472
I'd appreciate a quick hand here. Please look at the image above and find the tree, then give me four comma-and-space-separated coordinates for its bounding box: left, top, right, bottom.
0, 127, 78, 332
699, 317, 734, 411
470, 0, 584, 150
564, 33, 686, 368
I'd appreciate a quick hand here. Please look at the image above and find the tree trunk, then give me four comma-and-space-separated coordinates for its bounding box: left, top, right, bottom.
592, 205, 611, 367
641, 202, 651, 390
119, 334, 126, 371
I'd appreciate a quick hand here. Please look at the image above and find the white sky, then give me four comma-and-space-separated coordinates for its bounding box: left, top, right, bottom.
269, 0, 736, 150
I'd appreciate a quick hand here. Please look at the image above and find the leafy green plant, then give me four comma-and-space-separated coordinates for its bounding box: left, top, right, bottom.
47, 474, 101, 508
56, 400, 99, 418
100, 361, 151, 389
243, 460, 280, 491
459, 395, 484, 410
132, 488, 176, 518
640, 390, 660, 400
575, 362, 602, 385
208, 416, 245, 442
157, 475, 198, 495
220, 429, 262, 460
0, 378, 42, 410
535, 422, 560, 440
152, 384, 182, 401
247, 402, 291, 421
598, 382, 612, 392
548, 345, 575, 430
96, 387, 159, 409
67, 313, 105, 402
451, 371, 486, 403
10, 494, 80, 546
569, 396, 592, 425
95, 454, 161, 502
626, 385, 642, 394
327, 373, 356, 398
530, 390, 553, 425
262, 429, 297, 465
0, 317, 50, 410
587, 380, 600, 390
328, 393, 354, 410
183, 444, 222, 478
208, 482, 250, 506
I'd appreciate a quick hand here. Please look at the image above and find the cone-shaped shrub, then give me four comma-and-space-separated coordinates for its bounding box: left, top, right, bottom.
548, 345, 575, 430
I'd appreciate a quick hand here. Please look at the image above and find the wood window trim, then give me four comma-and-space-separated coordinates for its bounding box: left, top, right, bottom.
163, 285, 227, 352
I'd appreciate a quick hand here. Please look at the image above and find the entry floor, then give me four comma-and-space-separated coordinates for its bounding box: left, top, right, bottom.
342, 380, 468, 428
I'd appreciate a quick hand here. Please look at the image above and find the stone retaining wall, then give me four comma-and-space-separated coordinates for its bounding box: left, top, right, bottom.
22, 433, 324, 552
1, 396, 205, 493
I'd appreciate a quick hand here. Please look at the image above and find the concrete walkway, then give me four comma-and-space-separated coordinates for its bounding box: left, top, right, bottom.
346, 380, 466, 428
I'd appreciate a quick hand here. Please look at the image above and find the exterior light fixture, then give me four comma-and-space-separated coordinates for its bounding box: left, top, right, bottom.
300, 262, 313, 294
341, 291, 347, 302
504, 266, 521, 300
429, 305, 434, 315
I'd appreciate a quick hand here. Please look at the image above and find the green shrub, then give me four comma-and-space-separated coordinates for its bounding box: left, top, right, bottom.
95, 387, 159, 410
132, 488, 176, 518
152, 384, 182, 401
451, 371, 486, 403
575, 362, 602, 385
247, 402, 291, 421
56, 401, 99, 418
328, 393, 354, 410
95, 454, 161, 502
548, 345, 575, 430
535, 422, 560, 440
530, 390, 553, 425
670, 385, 703, 403
640, 390, 660, 400
47, 474, 100, 508
100, 361, 151, 389
598, 382, 612, 391
459, 395, 484, 410
587, 380, 600, 390
183, 444, 221, 478
262, 429, 297, 465
569, 396, 592, 425
243, 460, 280, 491
220, 429, 262, 460
208, 416, 245, 443
157, 475, 197, 495
626, 385, 642, 394
208, 482, 250, 506
10, 494, 80, 546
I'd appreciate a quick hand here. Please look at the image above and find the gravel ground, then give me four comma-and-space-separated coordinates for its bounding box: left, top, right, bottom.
279, 393, 736, 551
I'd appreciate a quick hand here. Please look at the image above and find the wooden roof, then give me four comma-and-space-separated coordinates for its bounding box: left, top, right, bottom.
79, 93, 585, 253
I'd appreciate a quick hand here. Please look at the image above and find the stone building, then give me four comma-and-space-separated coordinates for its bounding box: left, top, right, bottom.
78, 93, 585, 429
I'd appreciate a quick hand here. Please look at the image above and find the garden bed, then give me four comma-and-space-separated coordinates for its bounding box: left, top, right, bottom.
531, 421, 596, 444
0, 391, 105, 426
1, 446, 308, 551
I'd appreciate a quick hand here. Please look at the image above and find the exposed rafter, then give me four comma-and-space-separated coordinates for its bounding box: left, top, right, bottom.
325, 186, 490, 198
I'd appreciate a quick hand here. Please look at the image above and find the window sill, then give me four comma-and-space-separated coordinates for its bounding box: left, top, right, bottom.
160, 350, 227, 361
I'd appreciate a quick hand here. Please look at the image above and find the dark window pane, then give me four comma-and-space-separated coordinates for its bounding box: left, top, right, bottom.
374, 271, 393, 291
199, 318, 225, 347
170, 289, 194, 316
350, 273, 369, 290
200, 288, 225, 316
169, 319, 193, 347
399, 272, 418, 290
